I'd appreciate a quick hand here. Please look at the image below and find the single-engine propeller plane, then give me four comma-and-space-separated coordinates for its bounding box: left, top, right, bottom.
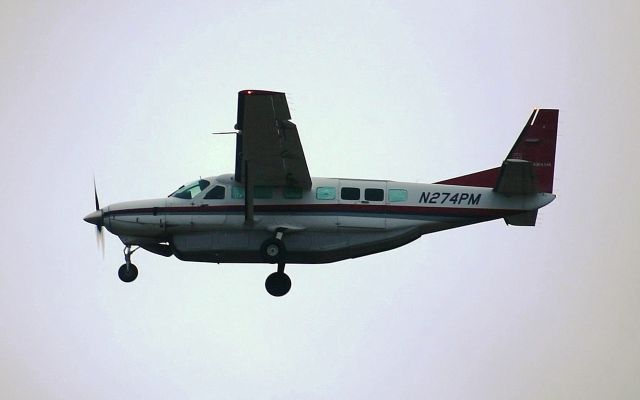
84, 90, 558, 296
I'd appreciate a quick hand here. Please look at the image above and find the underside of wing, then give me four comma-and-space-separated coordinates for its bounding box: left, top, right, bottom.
234, 90, 312, 190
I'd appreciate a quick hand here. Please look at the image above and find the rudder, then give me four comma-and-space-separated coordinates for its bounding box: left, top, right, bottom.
506, 109, 558, 193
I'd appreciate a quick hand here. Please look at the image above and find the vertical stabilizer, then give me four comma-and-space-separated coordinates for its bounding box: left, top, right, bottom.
436, 109, 558, 194
506, 109, 558, 193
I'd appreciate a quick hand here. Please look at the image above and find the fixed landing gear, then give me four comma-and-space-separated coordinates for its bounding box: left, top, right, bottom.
265, 263, 291, 297
119, 245, 139, 283
262, 231, 291, 296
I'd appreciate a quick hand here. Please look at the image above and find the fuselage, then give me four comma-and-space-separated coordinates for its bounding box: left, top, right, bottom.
82, 100, 558, 295
94, 174, 555, 264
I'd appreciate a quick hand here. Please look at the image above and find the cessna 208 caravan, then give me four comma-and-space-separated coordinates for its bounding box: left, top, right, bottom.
84, 90, 558, 296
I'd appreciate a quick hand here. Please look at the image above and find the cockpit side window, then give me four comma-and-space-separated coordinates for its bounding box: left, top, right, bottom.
231, 186, 245, 199
170, 179, 210, 199
204, 185, 226, 200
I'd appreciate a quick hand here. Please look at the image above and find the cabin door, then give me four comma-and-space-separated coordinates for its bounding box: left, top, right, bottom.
337, 180, 386, 230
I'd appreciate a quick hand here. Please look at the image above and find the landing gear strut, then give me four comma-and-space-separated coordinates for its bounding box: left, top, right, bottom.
265, 263, 291, 297
118, 245, 139, 283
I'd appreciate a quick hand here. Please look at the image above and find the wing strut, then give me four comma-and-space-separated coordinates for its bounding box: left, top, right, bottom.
244, 160, 254, 225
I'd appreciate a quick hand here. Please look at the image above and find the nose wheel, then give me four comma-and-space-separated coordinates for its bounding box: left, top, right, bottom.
265, 263, 291, 297
118, 245, 140, 283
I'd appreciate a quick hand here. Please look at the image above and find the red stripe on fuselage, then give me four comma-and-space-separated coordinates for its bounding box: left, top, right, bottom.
104, 203, 522, 219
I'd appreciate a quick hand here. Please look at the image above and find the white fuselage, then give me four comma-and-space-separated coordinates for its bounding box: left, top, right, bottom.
101, 174, 554, 264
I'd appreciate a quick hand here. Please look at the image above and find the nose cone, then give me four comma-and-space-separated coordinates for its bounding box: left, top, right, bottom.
84, 210, 102, 226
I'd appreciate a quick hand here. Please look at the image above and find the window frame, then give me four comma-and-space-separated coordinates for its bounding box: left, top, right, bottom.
231, 186, 245, 199
316, 186, 336, 200
283, 186, 303, 199
254, 186, 273, 199
169, 179, 210, 199
364, 188, 384, 202
340, 187, 361, 201
204, 185, 226, 200
388, 188, 408, 202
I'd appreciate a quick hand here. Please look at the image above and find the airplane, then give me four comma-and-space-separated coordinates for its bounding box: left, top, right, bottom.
84, 90, 558, 297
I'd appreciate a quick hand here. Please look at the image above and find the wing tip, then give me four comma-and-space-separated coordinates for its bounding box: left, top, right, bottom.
239, 89, 284, 96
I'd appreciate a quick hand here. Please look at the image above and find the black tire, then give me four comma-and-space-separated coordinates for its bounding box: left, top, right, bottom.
265, 272, 291, 297
118, 263, 138, 283
260, 238, 286, 263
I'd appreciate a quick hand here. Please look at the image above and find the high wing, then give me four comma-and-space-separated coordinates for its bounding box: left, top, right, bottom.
234, 90, 312, 190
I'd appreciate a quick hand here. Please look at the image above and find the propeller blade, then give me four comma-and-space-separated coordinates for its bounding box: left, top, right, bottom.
96, 227, 105, 259
93, 177, 100, 211
90, 176, 105, 257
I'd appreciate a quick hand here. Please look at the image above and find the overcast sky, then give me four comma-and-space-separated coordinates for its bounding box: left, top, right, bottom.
1, 1, 639, 399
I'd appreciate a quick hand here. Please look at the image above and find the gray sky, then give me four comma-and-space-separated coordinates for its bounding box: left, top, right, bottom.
1, 1, 639, 399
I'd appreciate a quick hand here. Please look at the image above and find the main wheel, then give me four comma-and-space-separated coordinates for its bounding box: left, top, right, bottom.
265, 272, 291, 297
118, 263, 138, 283
260, 238, 286, 263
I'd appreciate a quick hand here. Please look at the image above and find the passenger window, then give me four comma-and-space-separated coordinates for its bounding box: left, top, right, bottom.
232, 186, 273, 199
283, 186, 303, 199
316, 187, 336, 200
204, 185, 226, 200
255, 186, 273, 199
231, 186, 245, 199
365, 188, 384, 201
341, 187, 360, 200
388, 189, 408, 202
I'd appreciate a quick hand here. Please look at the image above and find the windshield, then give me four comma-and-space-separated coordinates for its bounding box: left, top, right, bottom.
169, 179, 210, 199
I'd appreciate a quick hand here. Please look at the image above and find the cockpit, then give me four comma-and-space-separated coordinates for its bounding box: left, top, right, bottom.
169, 179, 210, 199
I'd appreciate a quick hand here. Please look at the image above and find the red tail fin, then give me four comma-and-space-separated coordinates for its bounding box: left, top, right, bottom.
436, 109, 559, 193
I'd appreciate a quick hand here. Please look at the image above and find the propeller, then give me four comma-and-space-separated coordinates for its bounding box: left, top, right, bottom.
84, 177, 105, 257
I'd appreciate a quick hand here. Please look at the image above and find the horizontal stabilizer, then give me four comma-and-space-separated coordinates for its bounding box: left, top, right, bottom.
504, 210, 538, 226
495, 159, 536, 195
